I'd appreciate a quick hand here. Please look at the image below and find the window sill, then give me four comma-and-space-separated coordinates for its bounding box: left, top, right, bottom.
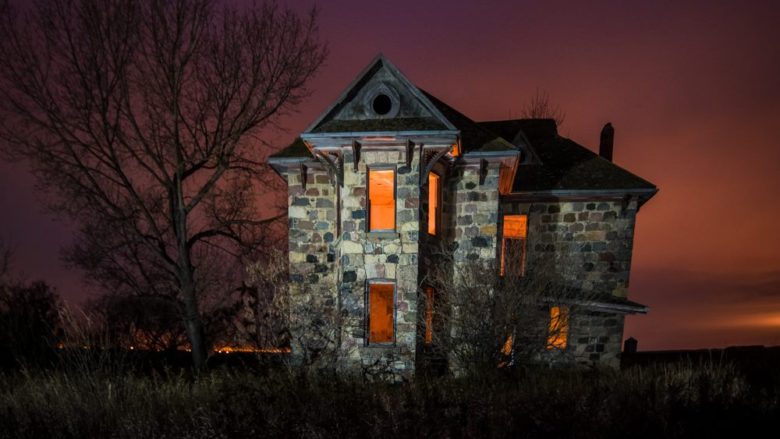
366, 231, 400, 240
363, 342, 398, 349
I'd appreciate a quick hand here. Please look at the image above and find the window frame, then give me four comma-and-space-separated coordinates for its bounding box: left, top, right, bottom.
365, 279, 397, 346
500, 214, 528, 277
366, 165, 397, 233
427, 171, 442, 236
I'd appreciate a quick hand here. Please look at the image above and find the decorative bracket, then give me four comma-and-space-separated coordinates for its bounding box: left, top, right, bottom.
479, 159, 488, 185
299, 163, 307, 191
420, 147, 450, 187
351, 140, 361, 172
621, 195, 637, 216
313, 150, 341, 186
405, 139, 415, 168
337, 153, 344, 187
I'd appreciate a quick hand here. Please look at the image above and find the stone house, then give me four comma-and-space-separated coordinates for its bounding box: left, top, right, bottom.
268, 55, 656, 379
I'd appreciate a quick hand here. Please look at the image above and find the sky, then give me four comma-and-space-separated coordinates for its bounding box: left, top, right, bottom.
1, 0, 780, 351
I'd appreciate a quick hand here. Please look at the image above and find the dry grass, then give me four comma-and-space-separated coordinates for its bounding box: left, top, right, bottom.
0, 359, 778, 438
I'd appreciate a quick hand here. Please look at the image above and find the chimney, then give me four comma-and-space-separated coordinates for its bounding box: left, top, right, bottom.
623, 336, 638, 354
599, 122, 614, 162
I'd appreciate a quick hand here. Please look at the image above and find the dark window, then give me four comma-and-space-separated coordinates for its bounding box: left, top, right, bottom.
372, 94, 393, 115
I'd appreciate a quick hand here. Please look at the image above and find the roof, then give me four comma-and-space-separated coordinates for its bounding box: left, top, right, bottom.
420, 91, 517, 154
541, 291, 648, 314
269, 137, 311, 160
478, 119, 656, 193
314, 117, 447, 133
269, 55, 656, 199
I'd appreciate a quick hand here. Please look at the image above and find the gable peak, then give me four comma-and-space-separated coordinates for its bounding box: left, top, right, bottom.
304, 54, 456, 135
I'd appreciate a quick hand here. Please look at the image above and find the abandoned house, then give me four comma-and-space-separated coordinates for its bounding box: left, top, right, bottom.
268, 55, 657, 379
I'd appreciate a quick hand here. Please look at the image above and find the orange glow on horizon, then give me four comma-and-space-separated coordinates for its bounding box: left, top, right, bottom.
213, 346, 291, 354
368, 168, 395, 231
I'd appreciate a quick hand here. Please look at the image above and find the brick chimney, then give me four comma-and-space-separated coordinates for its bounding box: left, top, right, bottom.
599, 122, 614, 162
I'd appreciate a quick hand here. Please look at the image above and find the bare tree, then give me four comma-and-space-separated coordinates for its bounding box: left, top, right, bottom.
0, 0, 326, 368
219, 248, 290, 352
520, 88, 565, 127
422, 240, 598, 376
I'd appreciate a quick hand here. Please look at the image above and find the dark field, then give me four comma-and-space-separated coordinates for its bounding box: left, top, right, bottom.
1, 350, 779, 438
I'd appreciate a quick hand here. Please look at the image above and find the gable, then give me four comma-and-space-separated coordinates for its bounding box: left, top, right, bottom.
304, 55, 456, 135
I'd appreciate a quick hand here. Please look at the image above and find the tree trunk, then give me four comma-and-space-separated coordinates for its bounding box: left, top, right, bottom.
173, 168, 208, 369
181, 277, 208, 369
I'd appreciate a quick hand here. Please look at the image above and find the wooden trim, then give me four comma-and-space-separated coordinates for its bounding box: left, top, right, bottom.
299, 164, 307, 191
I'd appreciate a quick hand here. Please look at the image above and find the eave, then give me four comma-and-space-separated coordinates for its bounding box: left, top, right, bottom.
503, 187, 658, 207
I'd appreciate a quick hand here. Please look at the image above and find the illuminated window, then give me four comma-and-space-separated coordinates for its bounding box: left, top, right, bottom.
368, 168, 395, 231
547, 306, 569, 350
498, 332, 514, 368
500, 214, 527, 277
368, 282, 395, 344
427, 172, 440, 236
451, 143, 460, 157
501, 334, 513, 356
424, 286, 435, 345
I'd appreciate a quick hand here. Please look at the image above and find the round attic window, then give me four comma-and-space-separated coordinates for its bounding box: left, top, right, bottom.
363, 84, 400, 118
372, 94, 393, 115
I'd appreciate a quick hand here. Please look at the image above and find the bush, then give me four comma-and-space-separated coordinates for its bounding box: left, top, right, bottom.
0, 281, 61, 366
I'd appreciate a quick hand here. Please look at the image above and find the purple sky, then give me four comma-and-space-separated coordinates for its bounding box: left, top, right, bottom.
2, 0, 780, 350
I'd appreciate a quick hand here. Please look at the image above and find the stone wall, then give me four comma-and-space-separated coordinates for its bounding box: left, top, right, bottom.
286, 165, 340, 366
336, 147, 420, 380
500, 198, 639, 367
451, 163, 501, 267
445, 162, 502, 375
283, 157, 639, 374
501, 199, 638, 298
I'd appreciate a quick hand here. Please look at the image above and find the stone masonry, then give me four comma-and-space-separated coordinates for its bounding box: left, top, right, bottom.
501, 199, 640, 367
270, 54, 656, 379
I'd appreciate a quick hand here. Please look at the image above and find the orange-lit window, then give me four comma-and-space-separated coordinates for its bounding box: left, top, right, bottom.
501, 334, 513, 356
498, 332, 514, 368
368, 168, 395, 231
368, 282, 395, 344
424, 286, 435, 345
547, 306, 569, 350
427, 172, 440, 236
500, 214, 527, 277
451, 143, 460, 157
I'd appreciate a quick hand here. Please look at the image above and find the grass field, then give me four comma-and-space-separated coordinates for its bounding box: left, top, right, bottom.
1, 356, 778, 438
